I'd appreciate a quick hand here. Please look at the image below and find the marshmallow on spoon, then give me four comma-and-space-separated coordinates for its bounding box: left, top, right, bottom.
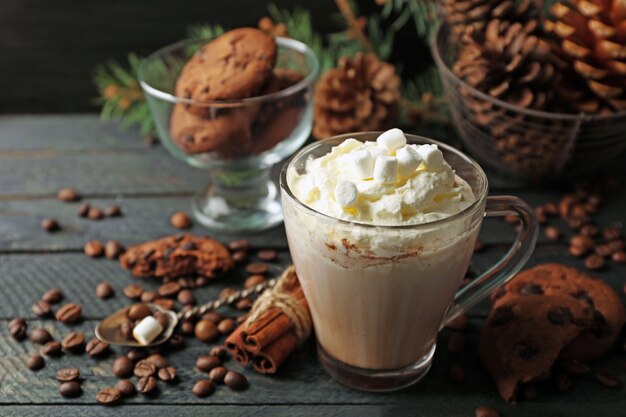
349, 149, 375, 179
132, 315, 164, 345
334, 180, 359, 207
373, 156, 398, 184
396, 146, 422, 178
416, 144, 444, 171
377, 128, 406, 153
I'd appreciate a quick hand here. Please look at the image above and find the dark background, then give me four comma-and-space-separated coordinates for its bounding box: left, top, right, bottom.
0, 0, 429, 113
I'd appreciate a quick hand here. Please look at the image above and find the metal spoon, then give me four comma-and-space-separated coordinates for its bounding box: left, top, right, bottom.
95, 278, 276, 347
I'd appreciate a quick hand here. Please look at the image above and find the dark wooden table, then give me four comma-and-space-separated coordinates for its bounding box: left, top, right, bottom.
0, 114, 624, 416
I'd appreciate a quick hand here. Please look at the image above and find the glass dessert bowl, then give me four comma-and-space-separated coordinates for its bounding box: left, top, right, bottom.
139, 36, 319, 233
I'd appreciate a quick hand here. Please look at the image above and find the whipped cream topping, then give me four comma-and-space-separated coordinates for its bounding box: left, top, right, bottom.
287, 129, 476, 225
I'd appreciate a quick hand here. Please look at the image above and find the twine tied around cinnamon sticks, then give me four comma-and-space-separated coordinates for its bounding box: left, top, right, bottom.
225, 265, 311, 374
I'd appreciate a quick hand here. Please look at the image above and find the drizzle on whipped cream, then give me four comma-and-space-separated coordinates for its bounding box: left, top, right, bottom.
288, 129, 476, 225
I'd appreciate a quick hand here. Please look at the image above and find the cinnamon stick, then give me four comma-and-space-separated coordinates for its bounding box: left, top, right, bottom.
252, 331, 298, 374
224, 325, 252, 365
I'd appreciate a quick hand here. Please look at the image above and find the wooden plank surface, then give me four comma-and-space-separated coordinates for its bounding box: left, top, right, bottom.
0, 114, 624, 416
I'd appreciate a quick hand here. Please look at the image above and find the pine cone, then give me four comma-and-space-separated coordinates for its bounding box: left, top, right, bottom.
546, 0, 626, 113
443, 0, 544, 41
313, 53, 400, 140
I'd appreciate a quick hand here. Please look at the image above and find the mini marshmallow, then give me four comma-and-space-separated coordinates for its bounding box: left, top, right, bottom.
396, 145, 422, 178
377, 128, 407, 152
373, 156, 398, 184
349, 149, 374, 179
416, 144, 444, 171
334, 180, 358, 207
132, 315, 164, 346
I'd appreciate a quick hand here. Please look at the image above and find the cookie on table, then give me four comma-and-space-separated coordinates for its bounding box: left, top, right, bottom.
169, 104, 253, 157
480, 294, 593, 402
120, 234, 234, 279
175, 28, 277, 116
492, 263, 625, 360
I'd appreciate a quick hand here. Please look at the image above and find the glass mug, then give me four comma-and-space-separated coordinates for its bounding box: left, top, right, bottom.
279, 132, 538, 392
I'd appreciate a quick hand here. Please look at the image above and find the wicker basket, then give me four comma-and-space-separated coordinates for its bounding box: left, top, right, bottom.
432, 23, 626, 179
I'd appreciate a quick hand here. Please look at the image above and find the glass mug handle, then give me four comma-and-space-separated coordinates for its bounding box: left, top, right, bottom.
443, 196, 539, 326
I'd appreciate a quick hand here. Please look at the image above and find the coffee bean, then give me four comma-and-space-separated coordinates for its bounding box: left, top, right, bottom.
56, 368, 80, 382
84, 240, 104, 257
57, 187, 80, 202
127, 349, 149, 362
569, 244, 587, 257
136, 375, 158, 394
595, 369, 621, 388
8, 318, 27, 340
158, 282, 181, 297
246, 263, 268, 275
612, 251, 626, 263
584, 254, 605, 270
95, 281, 114, 299
562, 359, 590, 376
570, 235, 595, 252
42, 341, 63, 357
115, 379, 136, 397
123, 284, 143, 300
87, 207, 104, 220
181, 320, 195, 336
32, 300, 52, 317
607, 239, 625, 252
134, 359, 157, 377
232, 251, 248, 263
61, 332, 85, 352
236, 298, 253, 310
210, 346, 228, 360
217, 318, 235, 335
168, 334, 185, 350
475, 406, 500, 417
105, 240, 124, 259
146, 353, 168, 369
158, 366, 177, 383
105, 205, 122, 217
447, 333, 468, 354
154, 298, 175, 310
580, 223, 599, 237
595, 244, 613, 258
228, 239, 250, 251
445, 314, 470, 331
448, 364, 465, 382
224, 370, 248, 390
42, 288, 64, 304
219, 288, 236, 300
59, 381, 83, 398
170, 212, 192, 229
257, 249, 278, 261
208, 366, 228, 383
202, 311, 224, 324
177, 289, 196, 305
76, 203, 90, 217
603, 227, 621, 241
85, 338, 109, 357
27, 354, 45, 370
544, 226, 561, 241
196, 355, 221, 372
56, 303, 82, 323
244, 275, 266, 289
139, 290, 157, 303
192, 379, 215, 397
31, 328, 52, 344
127, 304, 151, 321
41, 218, 60, 232
96, 387, 122, 405
112, 356, 134, 378
195, 320, 220, 343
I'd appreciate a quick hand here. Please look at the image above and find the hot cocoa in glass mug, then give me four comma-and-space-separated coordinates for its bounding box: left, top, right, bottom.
280, 132, 538, 392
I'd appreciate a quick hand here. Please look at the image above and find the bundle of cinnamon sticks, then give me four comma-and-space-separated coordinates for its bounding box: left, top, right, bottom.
225, 266, 311, 374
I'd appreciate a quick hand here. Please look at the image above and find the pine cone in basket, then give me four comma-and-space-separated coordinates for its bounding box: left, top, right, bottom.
443, 0, 545, 41
312, 53, 400, 140
545, 0, 626, 113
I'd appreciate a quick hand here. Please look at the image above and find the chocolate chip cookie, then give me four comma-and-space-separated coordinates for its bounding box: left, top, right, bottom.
493, 263, 625, 360
169, 104, 253, 157
120, 234, 234, 279
480, 295, 593, 402
176, 28, 277, 116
